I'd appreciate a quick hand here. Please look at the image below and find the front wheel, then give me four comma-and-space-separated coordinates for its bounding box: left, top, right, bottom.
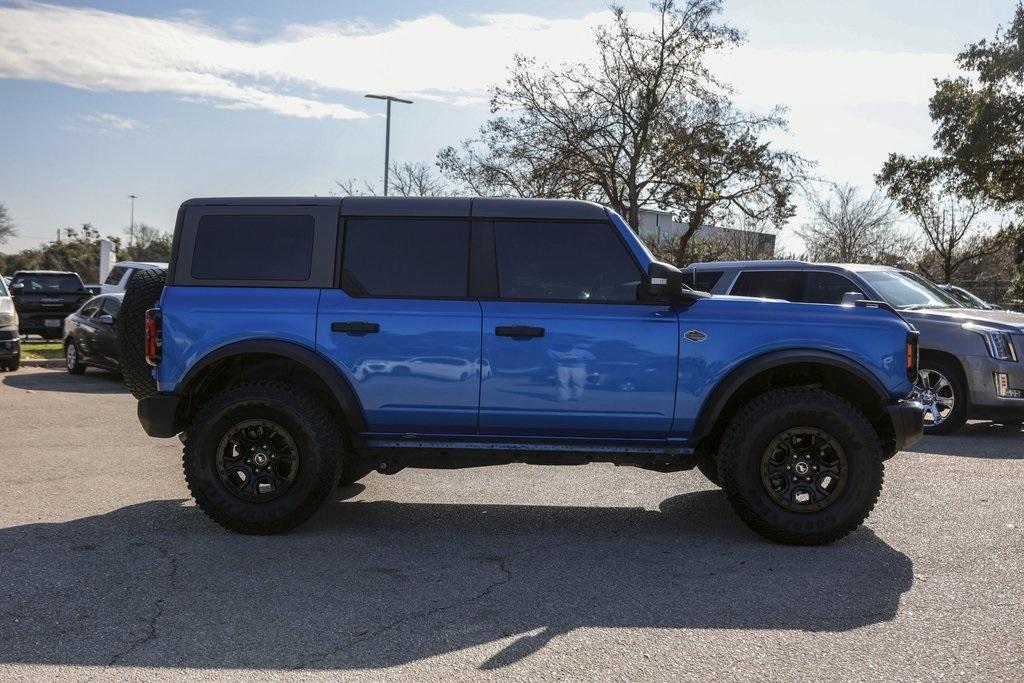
911, 359, 967, 435
183, 382, 344, 534
717, 387, 884, 546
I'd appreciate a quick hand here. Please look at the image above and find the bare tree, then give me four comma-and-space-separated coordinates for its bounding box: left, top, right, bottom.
0, 203, 16, 246
336, 162, 448, 197
796, 184, 913, 265
905, 192, 1006, 283
437, 0, 745, 228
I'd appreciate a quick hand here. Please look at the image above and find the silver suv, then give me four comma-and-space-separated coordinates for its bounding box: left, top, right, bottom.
684, 260, 1024, 434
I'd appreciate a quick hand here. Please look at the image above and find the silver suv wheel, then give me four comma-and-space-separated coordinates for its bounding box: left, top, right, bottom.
912, 369, 955, 427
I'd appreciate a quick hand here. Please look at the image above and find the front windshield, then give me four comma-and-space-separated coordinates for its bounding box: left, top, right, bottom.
859, 270, 963, 310
10, 273, 83, 293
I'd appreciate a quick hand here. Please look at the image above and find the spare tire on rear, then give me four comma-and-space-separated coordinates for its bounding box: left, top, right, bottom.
117, 268, 166, 399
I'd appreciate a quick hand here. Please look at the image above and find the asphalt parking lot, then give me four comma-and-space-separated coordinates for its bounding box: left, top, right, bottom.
0, 367, 1021, 681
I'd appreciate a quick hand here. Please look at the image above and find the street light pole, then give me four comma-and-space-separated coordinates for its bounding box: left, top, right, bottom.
364, 94, 412, 196
129, 194, 138, 248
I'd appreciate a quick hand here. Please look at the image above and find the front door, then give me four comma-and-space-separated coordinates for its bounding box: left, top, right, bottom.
316, 216, 481, 436
479, 220, 679, 439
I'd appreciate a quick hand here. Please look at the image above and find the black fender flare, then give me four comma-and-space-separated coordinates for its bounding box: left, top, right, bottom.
691, 349, 890, 443
178, 339, 367, 433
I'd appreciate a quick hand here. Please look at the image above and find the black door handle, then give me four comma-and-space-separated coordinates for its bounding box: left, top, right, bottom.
495, 325, 545, 338
331, 321, 379, 334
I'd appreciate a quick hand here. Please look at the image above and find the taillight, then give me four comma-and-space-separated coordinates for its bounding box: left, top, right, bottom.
906, 331, 919, 382
145, 308, 162, 366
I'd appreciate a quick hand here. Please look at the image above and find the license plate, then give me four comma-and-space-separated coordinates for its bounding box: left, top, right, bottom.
45, 319, 61, 328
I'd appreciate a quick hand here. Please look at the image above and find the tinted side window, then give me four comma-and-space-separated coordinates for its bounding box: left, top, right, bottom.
804, 272, 862, 304
494, 221, 641, 302
342, 219, 469, 298
192, 215, 314, 281
104, 266, 127, 285
101, 297, 121, 317
731, 271, 806, 301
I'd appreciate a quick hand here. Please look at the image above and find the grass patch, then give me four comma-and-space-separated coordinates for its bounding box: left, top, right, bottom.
21, 341, 63, 360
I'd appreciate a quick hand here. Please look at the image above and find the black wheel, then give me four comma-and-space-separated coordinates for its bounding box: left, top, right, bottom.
65, 339, 86, 375
117, 268, 165, 399
338, 459, 374, 486
911, 357, 967, 435
2, 356, 18, 372
717, 387, 883, 546
695, 449, 720, 487
183, 381, 344, 534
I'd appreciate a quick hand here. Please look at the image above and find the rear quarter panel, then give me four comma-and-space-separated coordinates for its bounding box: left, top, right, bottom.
156, 286, 320, 392
671, 297, 914, 438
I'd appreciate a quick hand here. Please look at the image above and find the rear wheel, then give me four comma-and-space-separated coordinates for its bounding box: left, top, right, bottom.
183, 381, 344, 534
1, 357, 17, 372
717, 387, 883, 546
65, 339, 86, 374
911, 358, 967, 435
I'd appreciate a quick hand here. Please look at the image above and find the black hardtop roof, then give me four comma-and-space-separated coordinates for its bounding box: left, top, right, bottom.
180, 196, 608, 220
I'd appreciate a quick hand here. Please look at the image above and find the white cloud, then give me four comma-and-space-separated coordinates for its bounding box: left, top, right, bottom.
0, 1, 955, 150
82, 112, 143, 131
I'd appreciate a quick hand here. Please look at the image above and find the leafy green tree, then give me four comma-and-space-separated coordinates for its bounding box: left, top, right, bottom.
121, 223, 172, 262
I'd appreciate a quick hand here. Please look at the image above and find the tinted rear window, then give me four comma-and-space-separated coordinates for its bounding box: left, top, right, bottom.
104, 265, 127, 285
342, 218, 470, 298
191, 215, 314, 281
11, 273, 83, 292
731, 271, 805, 301
804, 271, 862, 304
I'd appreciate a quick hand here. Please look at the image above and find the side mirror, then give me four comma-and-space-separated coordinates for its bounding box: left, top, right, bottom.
98, 314, 114, 325
840, 291, 866, 306
10, 282, 23, 291
643, 262, 707, 302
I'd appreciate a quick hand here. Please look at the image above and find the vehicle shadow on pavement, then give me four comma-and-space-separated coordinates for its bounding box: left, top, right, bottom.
0, 490, 913, 672
907, 422, 1024, 458
1, 369, 127, 394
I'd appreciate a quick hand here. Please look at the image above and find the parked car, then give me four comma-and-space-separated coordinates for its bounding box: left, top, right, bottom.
101, 261, 167, 294
938, 283, 1001, 310
0, 275, 20, 371
683, 261, 1024, 434
119, 197, 922, 545
8, 270, 91, 339
62, 293, 124, 374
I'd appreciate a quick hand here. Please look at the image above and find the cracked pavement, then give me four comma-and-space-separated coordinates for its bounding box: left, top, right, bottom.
1, 367, 1022, 681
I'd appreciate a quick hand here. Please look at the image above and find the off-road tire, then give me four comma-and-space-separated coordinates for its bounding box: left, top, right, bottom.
717, 387, 884, 546
917, 357, 968, 436
65, 339, 86, 375
695, 450, 720, 487
117, 268, 165, 399
183, 381, 344, 534
3, 356, 18, 372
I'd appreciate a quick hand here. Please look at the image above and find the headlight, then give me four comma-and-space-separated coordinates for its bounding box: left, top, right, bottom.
0, 311, 16, 327
964, 323, 1018, 361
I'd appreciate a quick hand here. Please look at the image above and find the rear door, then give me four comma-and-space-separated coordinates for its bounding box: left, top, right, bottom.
92, 296, 121, 367
316, 217, 481, 436
478, 219, 679, 439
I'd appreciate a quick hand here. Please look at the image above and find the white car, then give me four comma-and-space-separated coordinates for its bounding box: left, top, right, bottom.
101, 261, 167, 294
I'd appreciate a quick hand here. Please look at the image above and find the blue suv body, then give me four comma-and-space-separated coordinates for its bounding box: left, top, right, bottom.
126, 197, 923, 544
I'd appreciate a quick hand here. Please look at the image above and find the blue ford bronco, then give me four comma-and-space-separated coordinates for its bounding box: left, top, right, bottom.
119, 197, 924, 544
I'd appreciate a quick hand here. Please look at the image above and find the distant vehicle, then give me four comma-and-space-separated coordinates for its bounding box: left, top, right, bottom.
63, 293, 124, 374
938, 283, 1001, 311
684, 260, 1024, 434
9, 270, 91, 339
0, 275, 20, 371
101, 262, 168, 294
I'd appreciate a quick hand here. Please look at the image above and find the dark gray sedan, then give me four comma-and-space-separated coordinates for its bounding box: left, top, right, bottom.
62, 293, 124, 374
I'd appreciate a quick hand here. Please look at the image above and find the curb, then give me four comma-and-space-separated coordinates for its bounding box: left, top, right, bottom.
19, 359, 65, 368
